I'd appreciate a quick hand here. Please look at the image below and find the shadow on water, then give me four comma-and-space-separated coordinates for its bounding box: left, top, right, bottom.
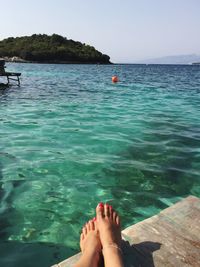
0, 160, 10, 240
0, 157, 24, 240
0, 240, 161, 267
0, 84, 9, 96
0, 159, 73, 267
0, 240, 75, 267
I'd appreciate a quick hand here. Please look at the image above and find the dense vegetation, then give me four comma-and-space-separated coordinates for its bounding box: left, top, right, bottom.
0, 34, 111, 64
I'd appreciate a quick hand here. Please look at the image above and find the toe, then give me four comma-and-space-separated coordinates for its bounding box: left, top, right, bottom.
112, 210, 121, 226
116, 214, 120, 226
80, 233, 84, 241
93, 220, 98, 231
104, 203, 110, 217
86, 221, 91, 231
113, 211, 117, 222
90, 220, 95, 230
88, 220, 94, 231
96, 202, 104, 221
109, 205, 113, 220
82, 225, 87, 236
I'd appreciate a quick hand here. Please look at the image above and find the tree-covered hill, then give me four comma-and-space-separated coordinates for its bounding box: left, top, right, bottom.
0, 34, 111, 64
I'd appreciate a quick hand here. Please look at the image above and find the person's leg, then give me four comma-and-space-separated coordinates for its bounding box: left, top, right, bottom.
96, 203, 124, 267
73, 220, 102, 267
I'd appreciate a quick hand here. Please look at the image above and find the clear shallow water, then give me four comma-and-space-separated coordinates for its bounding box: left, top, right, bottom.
0, 63, 200, 266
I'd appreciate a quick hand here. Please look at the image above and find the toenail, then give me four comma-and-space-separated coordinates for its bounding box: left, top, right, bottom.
98, 202, 104, 208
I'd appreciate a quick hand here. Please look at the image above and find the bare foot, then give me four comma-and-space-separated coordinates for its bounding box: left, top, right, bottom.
96, 203, 124, 267
80, 220, 102, 254
96, 203, 122, 248
74, 220, 102, 267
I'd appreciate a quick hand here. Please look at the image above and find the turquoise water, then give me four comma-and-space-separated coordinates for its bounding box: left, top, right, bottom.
0, 63, 200, 266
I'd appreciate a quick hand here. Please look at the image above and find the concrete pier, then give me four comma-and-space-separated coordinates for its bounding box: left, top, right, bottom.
52, 195, 200, 267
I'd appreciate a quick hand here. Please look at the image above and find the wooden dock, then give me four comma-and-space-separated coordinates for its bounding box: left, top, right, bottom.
0, 60, 21, 86
52, 196, 200, 267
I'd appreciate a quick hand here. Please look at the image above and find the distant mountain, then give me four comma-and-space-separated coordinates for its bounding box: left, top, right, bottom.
139, 54, 200, 65
0, 34, 111, 64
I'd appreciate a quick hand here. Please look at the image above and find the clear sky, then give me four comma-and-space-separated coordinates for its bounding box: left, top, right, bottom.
0, 0, 200, 62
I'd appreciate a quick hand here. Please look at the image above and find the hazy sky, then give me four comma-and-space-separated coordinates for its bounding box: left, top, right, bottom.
0, 0, 200, 62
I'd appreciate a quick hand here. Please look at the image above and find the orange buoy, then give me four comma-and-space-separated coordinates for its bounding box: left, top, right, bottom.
112, 75, 119, 83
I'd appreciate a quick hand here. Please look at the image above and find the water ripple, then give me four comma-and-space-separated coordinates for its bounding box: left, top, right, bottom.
0, 64, 200, 264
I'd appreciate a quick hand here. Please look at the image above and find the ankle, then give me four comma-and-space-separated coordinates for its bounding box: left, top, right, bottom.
82, 248, 101, 259
74, 250, 101, 267
102, 243, 122, 255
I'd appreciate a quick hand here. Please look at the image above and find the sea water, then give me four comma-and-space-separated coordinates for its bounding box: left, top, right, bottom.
0, 63, 200, 266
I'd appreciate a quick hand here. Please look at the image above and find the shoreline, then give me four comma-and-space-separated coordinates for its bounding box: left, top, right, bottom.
2, 57, 199, 66
1, 56, 112, 65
